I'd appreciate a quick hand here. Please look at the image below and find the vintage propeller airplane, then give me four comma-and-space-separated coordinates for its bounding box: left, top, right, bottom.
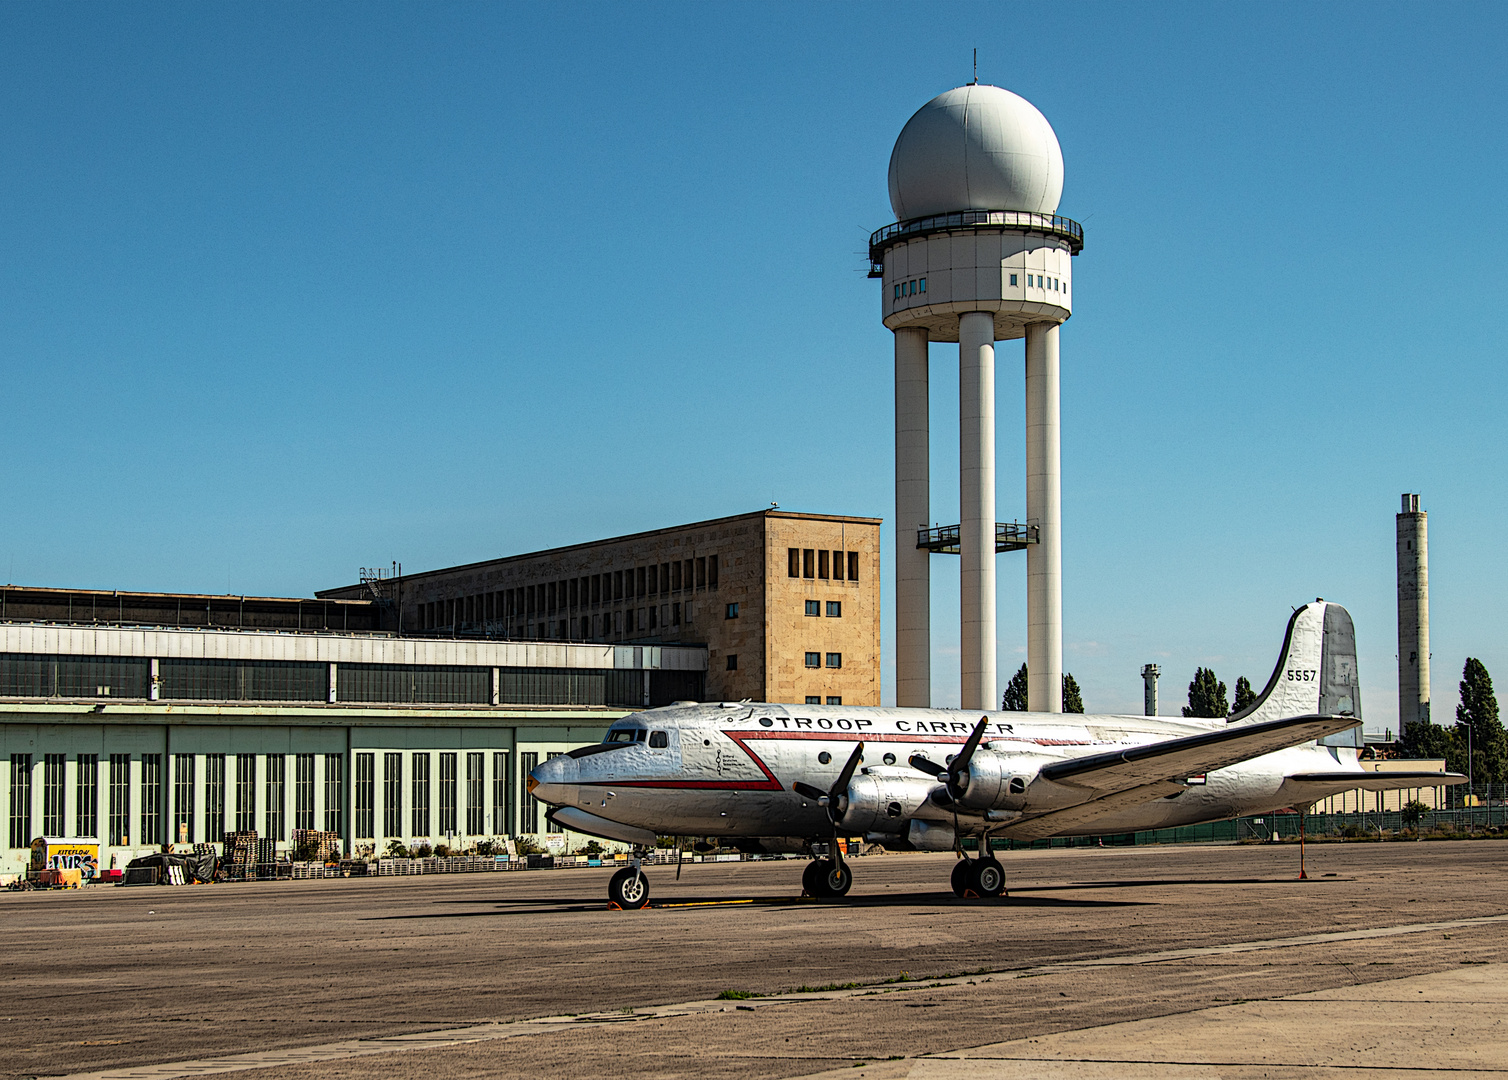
528, 601, 1465, 908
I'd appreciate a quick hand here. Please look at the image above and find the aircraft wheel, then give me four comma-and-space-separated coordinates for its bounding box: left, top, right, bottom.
608, 866, 650, 909
973, 856, 1006, 898
813, 858, 852, 898
950, 858, 971, 897
801, 859, 822, 896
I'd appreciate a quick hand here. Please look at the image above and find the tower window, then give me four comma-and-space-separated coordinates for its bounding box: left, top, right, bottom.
1009, 273, 1018, 286
805, 600, 820, 617
725, 603, 739, 619
826, 653, 842, 669
826, 601, 841, 617
918, 278, 926, 293
805, 653, 820, 669
788, 548, 800, 577
894, 284, 901, 299
806, 696, 821, 705
726, 654, 738, 671
826, 697, 842, 706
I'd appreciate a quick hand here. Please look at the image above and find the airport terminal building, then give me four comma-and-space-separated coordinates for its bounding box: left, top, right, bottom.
0, 509, 882, 875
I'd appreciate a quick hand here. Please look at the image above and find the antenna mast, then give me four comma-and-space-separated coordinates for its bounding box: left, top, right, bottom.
972, 48, 978, 85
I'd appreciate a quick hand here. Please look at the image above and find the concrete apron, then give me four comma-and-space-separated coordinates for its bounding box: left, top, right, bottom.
796, 963, 1508, 1079
57, 914, 1508, 1080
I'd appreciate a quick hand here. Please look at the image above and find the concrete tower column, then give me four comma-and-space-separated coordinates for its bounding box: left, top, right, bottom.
1397, 493, 1430, 730
894, 327, 931, 707
1025, 322, 1063, 712
959, 311, 997, 711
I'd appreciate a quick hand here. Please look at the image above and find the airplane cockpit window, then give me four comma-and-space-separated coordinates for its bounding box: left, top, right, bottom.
606, 728, 644, 744
648, 731, 668, 749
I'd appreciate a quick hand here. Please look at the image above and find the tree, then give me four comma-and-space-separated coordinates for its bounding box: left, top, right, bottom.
1001, 664, 1085, 712
1455, 658, 1506, 784
1398, 718, 1464, 774
1183, 668, 1228, 718
1062, 673, 1085, 713
1002, 664, 1029, 711
1231, 676, 1258, 716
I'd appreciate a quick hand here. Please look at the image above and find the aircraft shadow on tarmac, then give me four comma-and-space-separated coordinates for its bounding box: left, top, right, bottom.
368, 891, 1148, 919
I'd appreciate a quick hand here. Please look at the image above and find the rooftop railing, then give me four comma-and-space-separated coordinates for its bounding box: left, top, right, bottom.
869, 210, 1084, 276
918, 521, 1038, 554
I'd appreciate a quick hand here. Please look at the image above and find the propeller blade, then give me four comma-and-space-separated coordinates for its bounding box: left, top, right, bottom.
792, 781, 827, 802
946, 715, 992, 799
830, 741, 866, 802
909, 754, 946, 777
953, 715, 991, 774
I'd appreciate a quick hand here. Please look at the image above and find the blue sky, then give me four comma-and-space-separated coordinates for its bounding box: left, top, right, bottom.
1, 3, 1503, 727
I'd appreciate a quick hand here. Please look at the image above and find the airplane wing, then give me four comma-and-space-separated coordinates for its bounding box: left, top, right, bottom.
999, 780, 1186, 841
1040, 714, 1360, 796
1277, 770, 1467, 801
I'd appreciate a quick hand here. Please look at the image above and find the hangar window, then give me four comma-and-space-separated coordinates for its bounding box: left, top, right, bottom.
919, 278, 926, 292
817, 550, 829, 579
806, 696, 821, 705
832, 550, 844, 580
826, 602, 841, 618
1010, 273, 1018, 286
805, 600, 820, 617
805, 652, 820, 668
726, 654, 738, 670
789, 548, 800, 577
826, 696, 842, 705
802, 549, 814, 578
826, 653, 842, 669
725, 602, 738, 619
847, 551, 860, 581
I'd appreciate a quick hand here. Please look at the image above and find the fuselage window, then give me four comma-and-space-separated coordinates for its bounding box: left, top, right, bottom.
817, 751, 832, 765
648, 731, 668, 749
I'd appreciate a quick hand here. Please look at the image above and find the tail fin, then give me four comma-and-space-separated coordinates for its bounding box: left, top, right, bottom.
1231, 601, 1362, 746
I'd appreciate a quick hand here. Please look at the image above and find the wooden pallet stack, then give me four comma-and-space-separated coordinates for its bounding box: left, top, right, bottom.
222, 831, 260, 879
291, 829, 340, 862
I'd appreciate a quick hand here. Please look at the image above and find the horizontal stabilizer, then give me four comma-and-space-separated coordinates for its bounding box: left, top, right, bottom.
1279, 770, 1467, 800
1041, 714, 1361, 795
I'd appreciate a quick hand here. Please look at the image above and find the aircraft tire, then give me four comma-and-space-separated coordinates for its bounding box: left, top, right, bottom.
950, 859, 971, 897
973, 856, 1006, 897
801, 859, 822, 896
608, 866, 650, 909
813, 858, 852, 898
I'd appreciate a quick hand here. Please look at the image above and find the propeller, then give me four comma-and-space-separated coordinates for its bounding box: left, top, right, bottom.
793, 740, 866, 828
909, 715, 991, 803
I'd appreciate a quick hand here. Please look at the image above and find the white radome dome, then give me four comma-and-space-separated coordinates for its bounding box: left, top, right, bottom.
888, 84, 1064, 220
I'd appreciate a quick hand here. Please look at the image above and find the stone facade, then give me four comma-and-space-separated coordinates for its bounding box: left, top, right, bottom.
319, 510, 882, 706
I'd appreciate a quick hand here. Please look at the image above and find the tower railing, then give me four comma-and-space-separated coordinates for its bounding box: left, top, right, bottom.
918, 521, 1038, 554
870, 210, 1084, 275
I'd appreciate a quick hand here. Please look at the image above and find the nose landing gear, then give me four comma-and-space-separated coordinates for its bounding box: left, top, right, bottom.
951, 853, 1006, 898
608, 860, 650, 909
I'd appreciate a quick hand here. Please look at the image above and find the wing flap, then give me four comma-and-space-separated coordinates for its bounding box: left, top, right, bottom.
1040, 714, 1360, 795
999, 781, 1186, 841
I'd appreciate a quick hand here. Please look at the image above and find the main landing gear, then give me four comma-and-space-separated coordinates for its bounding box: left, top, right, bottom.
951, 854, 1006, 898
802, 857, 853, 899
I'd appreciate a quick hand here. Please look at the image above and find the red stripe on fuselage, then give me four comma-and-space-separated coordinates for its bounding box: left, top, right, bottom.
575, 728, 1093, 791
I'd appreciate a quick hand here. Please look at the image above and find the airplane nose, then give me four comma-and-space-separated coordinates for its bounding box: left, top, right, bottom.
528, 755, 573, 807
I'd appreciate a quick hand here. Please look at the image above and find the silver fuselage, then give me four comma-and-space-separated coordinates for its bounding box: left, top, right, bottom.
528, 702, 1357, 845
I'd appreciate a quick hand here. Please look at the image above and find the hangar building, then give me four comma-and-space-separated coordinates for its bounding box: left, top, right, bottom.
0, 508, 881, 875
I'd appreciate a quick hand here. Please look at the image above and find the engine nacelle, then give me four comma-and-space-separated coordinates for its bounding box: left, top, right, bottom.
837, 772, 939, 834
953, 750, 1058, 812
